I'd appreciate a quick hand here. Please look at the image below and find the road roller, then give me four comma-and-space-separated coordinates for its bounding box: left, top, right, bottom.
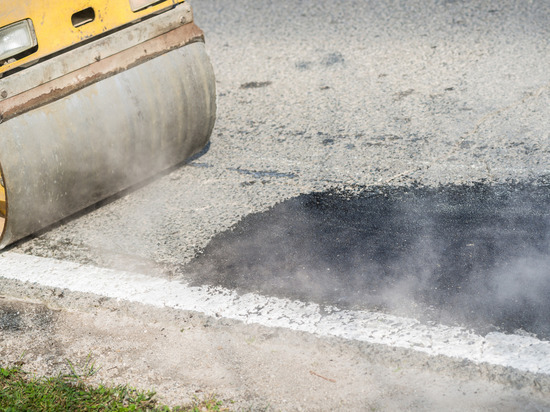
0, 0, 216, 248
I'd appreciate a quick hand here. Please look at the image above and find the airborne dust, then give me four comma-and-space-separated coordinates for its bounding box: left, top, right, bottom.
184, 181, 550, 340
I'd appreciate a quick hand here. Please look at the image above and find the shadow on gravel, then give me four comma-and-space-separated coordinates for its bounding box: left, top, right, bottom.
184, 182, 550, 340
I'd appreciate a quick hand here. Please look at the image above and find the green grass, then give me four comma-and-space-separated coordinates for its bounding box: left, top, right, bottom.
0, 366, 227, 411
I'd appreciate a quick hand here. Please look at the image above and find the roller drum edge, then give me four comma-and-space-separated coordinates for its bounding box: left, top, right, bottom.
0, 41, 216, 248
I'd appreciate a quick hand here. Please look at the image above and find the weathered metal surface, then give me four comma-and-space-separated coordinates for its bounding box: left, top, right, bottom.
0, 3, 193, 98
0, 40, 216, 248
0, 22, 204, 123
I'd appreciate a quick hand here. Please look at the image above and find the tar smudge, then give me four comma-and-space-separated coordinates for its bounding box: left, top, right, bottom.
0, 308, 22, 331
239, 81, 272, 89
0, 302, 57, 333
185, 182, 550, 340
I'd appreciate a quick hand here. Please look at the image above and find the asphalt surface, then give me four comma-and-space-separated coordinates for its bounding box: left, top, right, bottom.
11, 0, 550, 332
3, 0, 550, 407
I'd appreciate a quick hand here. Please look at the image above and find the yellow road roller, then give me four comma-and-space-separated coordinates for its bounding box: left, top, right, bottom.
0, 0, 216, 248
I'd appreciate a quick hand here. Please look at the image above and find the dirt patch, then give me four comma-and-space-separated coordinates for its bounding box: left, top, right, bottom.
1, 289, 549, 411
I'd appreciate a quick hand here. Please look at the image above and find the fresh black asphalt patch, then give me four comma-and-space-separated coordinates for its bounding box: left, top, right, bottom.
185, 181, 550, 340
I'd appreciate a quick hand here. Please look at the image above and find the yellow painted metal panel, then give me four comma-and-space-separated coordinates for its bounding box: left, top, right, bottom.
0, 0, 184, 75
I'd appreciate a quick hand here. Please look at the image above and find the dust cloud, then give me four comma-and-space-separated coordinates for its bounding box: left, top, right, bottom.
183, 181, 550, 340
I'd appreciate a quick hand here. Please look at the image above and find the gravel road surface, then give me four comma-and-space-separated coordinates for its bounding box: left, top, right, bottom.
2, 0, 550, 410
11, 0, 550, 270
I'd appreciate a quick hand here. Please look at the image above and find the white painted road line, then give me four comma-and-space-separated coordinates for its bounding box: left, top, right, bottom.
1, 251, 549, 375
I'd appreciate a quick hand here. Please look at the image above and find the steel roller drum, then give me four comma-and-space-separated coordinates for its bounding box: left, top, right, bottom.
0, 40, 216, 248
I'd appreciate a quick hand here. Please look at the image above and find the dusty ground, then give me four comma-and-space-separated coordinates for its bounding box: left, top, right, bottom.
2, 289, 550, 411
2, 0, 550, 410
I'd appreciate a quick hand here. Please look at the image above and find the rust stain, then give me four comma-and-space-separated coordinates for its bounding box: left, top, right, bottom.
309, 370, 336, 383
0, 23, 204, 123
